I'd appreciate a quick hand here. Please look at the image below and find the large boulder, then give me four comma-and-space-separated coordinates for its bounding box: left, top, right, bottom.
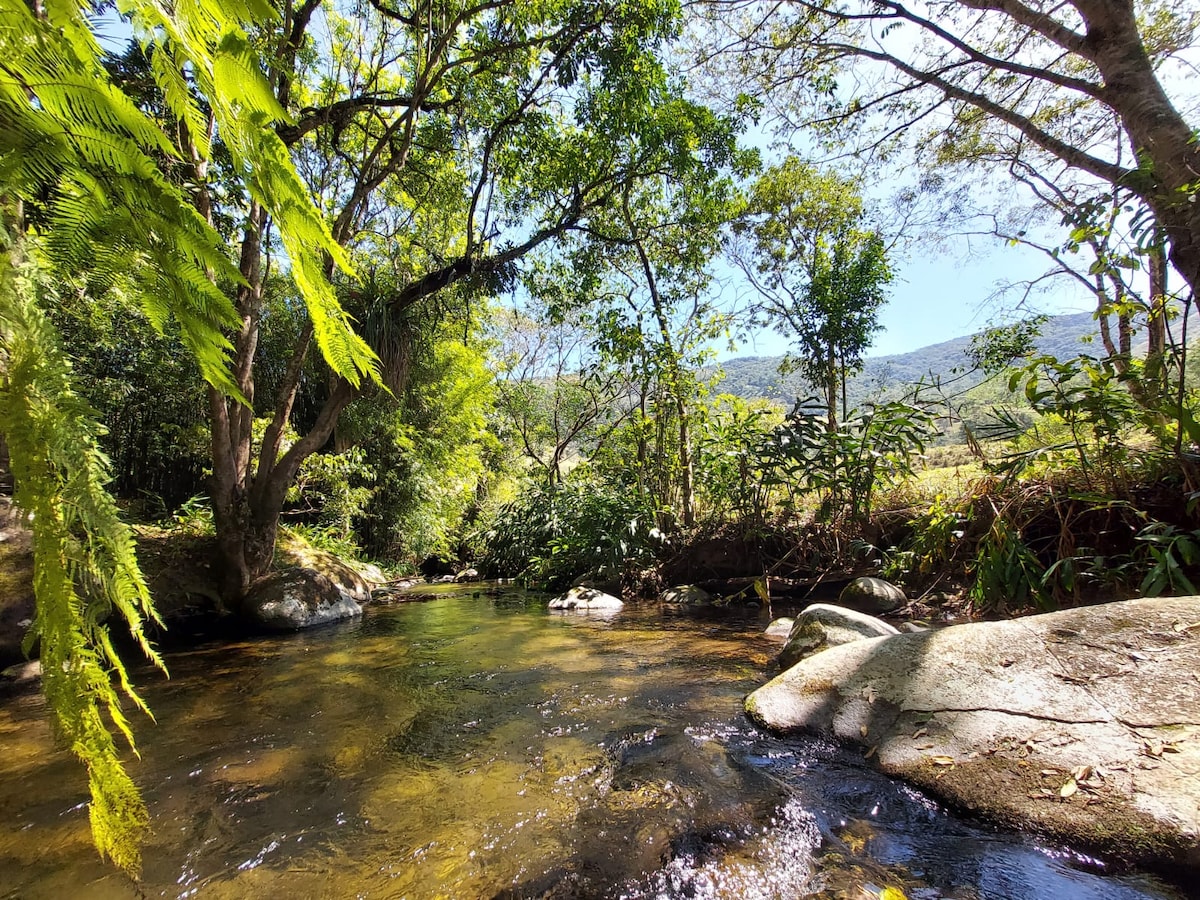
659, 584, 712, 606
243, 568, 364, 630
747, 596, 1200, 873
276, 539, 373, 603
838, 576, 906, 614
779, 603, 899, 669
549, 586, 624, 611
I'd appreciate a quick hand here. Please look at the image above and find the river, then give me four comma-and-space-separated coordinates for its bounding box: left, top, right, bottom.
0, 585, 1186, 898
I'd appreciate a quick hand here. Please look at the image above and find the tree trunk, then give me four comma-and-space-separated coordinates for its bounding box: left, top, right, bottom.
825, 351, 839, 433
1075, 0, 1200, 296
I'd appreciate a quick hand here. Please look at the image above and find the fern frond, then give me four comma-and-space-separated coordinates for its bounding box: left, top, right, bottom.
0, 239, 164, 877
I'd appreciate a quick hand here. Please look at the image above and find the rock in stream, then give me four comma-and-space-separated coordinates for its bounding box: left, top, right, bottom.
746, 596, 1200, 874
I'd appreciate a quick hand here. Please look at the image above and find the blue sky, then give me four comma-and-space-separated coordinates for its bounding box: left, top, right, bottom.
719, 206, 1099, 362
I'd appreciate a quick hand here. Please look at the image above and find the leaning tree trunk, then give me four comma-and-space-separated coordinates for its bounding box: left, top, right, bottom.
1077, 0, 1200, 297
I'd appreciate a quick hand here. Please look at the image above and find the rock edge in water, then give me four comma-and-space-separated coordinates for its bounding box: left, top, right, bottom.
549, 586, 624, 610
746, 596, 1200, 875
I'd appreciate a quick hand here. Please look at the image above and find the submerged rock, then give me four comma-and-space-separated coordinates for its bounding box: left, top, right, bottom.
764, 617, 794, 639
747, 596, 1200, 873
549, 586, 624, 610
779, 603, 899, 669
244, 568, 363, 630
838, 576, 906, 614
659, 584, 712, 606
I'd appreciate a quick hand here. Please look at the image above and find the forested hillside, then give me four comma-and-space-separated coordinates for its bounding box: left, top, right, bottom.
716, 311, 1103, 405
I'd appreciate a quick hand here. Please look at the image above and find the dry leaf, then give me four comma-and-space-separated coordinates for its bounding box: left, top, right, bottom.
1070, 765, 1093, 782
864, 745, 878, 760
1171, 621, 1200, 633
1060, 778, 1078, 799
860, 724, 870, 738
1040, 769, 1059, 777
912, 728, 928, 739
931, 755, 955, 767
1144, 741, 1164, 757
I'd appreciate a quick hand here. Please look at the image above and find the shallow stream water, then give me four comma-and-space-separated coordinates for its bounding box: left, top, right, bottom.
0, 585, 1188, 898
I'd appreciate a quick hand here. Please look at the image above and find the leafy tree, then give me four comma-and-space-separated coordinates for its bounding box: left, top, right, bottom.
490, 299, 634, 485
340, 320, 497, 564
152, 0, 750, 606
732, 158, 891, 430
702, 0, 1200, 299
539, 97, 752, 527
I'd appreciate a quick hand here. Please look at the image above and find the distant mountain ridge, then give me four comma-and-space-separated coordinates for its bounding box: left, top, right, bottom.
715, 311, 1114, 405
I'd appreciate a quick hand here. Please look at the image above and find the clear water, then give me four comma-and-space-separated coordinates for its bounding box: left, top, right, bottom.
0, 586, 1186, 898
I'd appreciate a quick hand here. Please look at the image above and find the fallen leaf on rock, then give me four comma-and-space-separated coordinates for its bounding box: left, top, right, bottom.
1171, 621, 1200, 633
1144, 741, 1164, 757
1070, 765, 1094, 782
1060, 777, 1078, 799
1040, 769, 1059, 777
930, 755, 955, 767
860, 724, 869, 738
864, 745, 878, 760
912, 728, 928, 739
861, 686, 879, 704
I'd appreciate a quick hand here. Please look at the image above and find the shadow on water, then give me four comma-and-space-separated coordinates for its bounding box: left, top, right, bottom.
0, 584, 1190, 899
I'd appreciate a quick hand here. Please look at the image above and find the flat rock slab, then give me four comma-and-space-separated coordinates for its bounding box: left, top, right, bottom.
746, 596, 1200, 873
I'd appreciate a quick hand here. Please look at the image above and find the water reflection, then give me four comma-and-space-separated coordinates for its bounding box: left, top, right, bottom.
0, 587, 1186, 899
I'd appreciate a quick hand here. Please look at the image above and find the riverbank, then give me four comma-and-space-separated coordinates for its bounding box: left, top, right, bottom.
0, 590, 1186, 898
748, 596, 1200, 879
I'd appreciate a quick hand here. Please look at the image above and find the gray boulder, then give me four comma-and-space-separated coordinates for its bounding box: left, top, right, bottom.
244, 568, 363, 630
839, 576, 907, 614
779, 603, 899, 669
747, 596, 1200, 873
454, 567, 480, 583
549, 586, 624, 611
659, 584, 712, 606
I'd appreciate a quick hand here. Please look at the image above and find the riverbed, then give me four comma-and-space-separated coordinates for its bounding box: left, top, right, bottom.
0, 586, 1186, 898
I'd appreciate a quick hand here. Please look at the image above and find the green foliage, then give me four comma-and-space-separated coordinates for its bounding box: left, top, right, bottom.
290, 447, 376, 545
881, 496, 966, 582
1135, 522, 1200, 596
342, 332, 495, 565
0, 242, 163, 876
171, 495, 216, 537
968, 514, 1051, 613
967, 318, 1046, 375
480, 474, 664, 589
693, 395, 783, 521
47, 274, 209, 508
760, 400, 937, 523
0, 0, 377, 394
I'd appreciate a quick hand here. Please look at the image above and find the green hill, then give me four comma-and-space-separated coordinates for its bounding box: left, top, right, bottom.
715, 311, 1120, 407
